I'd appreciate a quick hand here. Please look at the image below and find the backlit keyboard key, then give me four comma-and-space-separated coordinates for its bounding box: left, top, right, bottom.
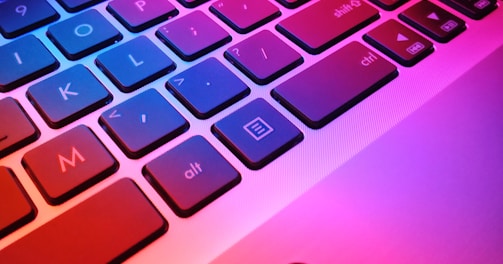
276, 0, 309, 9
108, 0, 179, 32
272, 42, 398, 129
156, 11, 231, 61
399, 1, 466, 43
27, 65, 112, 129
0, 35, 59, 92
224, 30, 303, 85
368, 0, 408, 11
212, 99, 303, 169
144, 136, 241, 217
0, 179, 167, 263
364, 19, 434, 66
167, 58, 250, 119
0, 167, 36, 238
100, 89, 189, 159
276, 0, 379, 54
0, 98, 39, 158
47, 9, 122, 60
23, 125, 118, 205
57, 0, 105, 12
441, 0, 497, 20
210, 0, 281, 34
0, 0, 60, 39
96, 36, 175, 93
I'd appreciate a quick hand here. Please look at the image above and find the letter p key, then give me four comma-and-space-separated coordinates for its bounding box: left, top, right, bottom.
135, 0, 147, 11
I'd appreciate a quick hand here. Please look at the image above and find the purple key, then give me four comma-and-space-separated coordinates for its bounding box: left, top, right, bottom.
224, 30, 302, 85
272, 42, 398, 128
108, 0, 178, 32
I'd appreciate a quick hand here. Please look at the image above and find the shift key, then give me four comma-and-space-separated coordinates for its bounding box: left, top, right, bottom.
272, 42, 398, 129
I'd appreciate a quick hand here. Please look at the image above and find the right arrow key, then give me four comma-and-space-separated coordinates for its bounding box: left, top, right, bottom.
399, 1, 466, 43
364, 19, 434, 67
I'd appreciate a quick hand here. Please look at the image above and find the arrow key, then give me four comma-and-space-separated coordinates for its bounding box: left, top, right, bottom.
364, 19, 434, 66
399, 1, 465, 43
27, 65, 112, 128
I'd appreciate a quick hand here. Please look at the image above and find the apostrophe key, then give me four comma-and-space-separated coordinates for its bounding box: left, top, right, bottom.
399, 1, 466, 43
0, 0, 60, 39
156, 11, 231, 61
272, 42, 398, 129
144, 136, 240, 217
100, 89, 189, 159
27, 65, 112, 129
0, 35, 59, 92
276, 0, 379, 54
47, 9, 122, 60
22, 126, 118, 205
96, 36, 175, 93
210, 0, 281, 34
212, 99, 303, 170
0, 98, 39, 158
224, 30, 303, 85
364, 19, 434, 66
167, 58, 250, 119
0, 179, 167, 263
108, 0, 179, 33
0, 167, 36, 239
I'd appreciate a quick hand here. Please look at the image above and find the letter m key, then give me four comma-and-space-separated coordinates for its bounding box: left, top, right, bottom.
58, 146, 85, 173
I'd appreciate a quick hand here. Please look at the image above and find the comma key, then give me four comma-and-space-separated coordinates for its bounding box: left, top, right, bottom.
272, 42, 398, 129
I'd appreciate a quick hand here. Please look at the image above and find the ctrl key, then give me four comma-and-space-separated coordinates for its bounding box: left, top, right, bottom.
0, 179, 167, 263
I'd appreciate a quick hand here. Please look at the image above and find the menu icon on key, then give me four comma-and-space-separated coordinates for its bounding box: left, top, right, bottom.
243, 117, 274, 141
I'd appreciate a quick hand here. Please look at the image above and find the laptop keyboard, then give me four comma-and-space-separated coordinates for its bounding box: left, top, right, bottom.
0, 0, 499, 261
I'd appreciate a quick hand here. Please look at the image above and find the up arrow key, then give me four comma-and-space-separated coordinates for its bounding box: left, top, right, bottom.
59, 82, 79, 101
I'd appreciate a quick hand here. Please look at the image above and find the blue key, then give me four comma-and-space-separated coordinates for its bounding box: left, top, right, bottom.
57, 0, 105, 13
96, 36, 175, 93
212, 98, 303, 169
27, 65, 112, 128
167, 58, 249, 119
100, 89, 189, 159
47, 9, 122, 60
143, 136, 240, 217
0, 0, 60, 38
0, 35, 59, 92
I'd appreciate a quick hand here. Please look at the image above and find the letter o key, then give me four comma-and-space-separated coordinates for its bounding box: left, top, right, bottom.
74, 24, 94, 37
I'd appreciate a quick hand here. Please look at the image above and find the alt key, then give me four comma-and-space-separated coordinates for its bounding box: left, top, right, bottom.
143, 136, 241, 217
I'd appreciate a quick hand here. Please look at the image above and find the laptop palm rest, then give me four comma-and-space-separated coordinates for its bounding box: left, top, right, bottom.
211, 44, 503, 264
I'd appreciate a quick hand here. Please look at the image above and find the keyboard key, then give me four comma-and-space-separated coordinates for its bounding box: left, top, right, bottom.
0, 35, 59, 92
0, 98, 39, 158
167, 58, 250, 119
144, 136, 240, 217
399, 1, 466, 43
22, 125, 118, 205
96, 36, 175, 93
441, 0, 497, 20
157, 11, 231, 61
276, 0, 309, 9
108, 0, 179, 33
212, 98, 303, 169
47, 9, 122, 60
177, 0, 210, 8
272, 42, 398, 129
276, 0, 379, 54
56, 0, 105, 12
368, 0, 408, 10
100, 89, 189, 159
0, 179, 167, 263
224, 30, 303, 85
210, 0, 281, 34
364, 19, 434, 66
0, 167, 36, 239
27, 65, 112, 129
0, 0, 60, 39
